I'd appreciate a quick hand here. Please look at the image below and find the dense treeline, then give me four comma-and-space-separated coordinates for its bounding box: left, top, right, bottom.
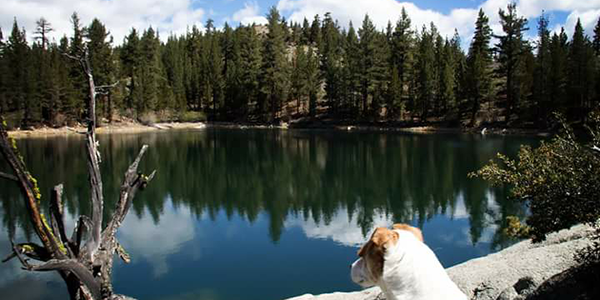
1, 5, 600, 128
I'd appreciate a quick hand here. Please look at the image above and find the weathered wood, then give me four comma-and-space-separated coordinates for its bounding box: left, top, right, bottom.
0, 171, 18, 182
2, 45, 150, 300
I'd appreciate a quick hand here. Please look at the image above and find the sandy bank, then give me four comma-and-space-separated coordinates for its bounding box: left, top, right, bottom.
7, 122, 206, 139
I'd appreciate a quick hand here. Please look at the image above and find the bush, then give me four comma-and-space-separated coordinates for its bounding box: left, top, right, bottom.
470, 113, 600, 264
178, 110, 207, 123
138, 111, 157, 126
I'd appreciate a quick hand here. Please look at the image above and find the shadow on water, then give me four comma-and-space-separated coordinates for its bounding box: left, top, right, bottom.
0, 129, 539, 300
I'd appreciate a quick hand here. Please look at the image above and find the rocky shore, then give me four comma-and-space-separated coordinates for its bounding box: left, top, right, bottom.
287, 224, 597, 300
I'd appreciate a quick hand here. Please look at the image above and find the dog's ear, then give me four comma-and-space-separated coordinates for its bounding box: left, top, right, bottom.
393, 223, 424, 242
371, 227, 399, 250
357, 241, 369, 257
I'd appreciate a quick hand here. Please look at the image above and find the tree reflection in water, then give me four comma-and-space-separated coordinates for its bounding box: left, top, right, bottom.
0, 129, 541, 299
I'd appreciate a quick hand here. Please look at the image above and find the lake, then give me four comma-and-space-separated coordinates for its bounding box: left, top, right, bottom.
0, 128, 538, 300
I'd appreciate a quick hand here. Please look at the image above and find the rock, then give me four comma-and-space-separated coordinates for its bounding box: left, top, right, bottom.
513, 277, 537, 296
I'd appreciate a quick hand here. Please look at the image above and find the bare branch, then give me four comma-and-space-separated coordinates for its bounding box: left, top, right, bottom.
0, 171, 18, 182
26, 259, 101, 300
3, 242, 51, 263
71, 215, 92, 258
592, 145, 600, 155
50, 184, 73, 258
0, 118, 59, 255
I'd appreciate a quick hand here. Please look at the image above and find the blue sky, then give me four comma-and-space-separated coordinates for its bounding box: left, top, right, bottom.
1, 0, 599, 48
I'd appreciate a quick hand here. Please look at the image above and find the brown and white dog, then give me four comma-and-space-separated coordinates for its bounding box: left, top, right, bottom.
350, 224, 467, 300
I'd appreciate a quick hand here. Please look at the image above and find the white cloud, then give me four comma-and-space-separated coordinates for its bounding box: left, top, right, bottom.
285, 207, 394, 247
0, 0, 205, 44
231, 1, 268, 25
118, 197, 196, 277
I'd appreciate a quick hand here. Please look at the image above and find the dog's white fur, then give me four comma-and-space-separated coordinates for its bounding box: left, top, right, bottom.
351, 226, 467, 300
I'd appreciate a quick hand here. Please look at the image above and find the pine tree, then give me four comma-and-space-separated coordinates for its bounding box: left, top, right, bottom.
260, 7, 290, 122
305, 47, 321, 118
593, 17, 600, 55
68, 12, 86, 120
391, 8, 414, 118
533, 13, 552, 124
548, 28, 568, 115
206, 20, 224, 118
34, 17, 53, 51
163, 35, 187, 112
6, 18, 33, 126
568, 19, 596, 120
239, 25, 262, 119
495, 3, 528, 123
138, 27, 161, 113
358, 14, 377, 116
343, 22, 361, 116
465, 9, 493, 126
321, 13, 343, 115
86, 18, 114, 121
415, 24, 436, 119
121, 28, 142, 112
221, 23, 242, 117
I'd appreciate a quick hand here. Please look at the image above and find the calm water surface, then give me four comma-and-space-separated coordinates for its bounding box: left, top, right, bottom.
0, 129, 538, 300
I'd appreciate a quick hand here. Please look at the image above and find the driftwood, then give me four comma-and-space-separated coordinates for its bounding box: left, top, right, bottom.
0, 45, 155, 300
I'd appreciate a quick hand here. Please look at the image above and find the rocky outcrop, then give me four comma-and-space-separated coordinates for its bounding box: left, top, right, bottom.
286, 225, 595, 300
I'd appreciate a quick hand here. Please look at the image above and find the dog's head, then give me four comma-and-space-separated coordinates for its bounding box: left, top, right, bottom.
350, 224, 423, 288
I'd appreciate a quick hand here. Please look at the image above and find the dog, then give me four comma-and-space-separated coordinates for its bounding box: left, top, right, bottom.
351, 224, 467, 300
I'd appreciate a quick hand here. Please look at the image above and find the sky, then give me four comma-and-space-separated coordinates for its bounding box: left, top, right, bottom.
1, 0, 600, 49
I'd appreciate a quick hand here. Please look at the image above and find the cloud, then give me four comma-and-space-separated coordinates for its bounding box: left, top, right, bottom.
231, 1, 268, 25
0, 0, 205, 44
118, 197, 196, 277
285, 207, 394, 247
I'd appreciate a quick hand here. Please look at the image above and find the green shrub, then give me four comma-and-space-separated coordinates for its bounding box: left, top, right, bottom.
470, 113, 600, 264
178, 110, 207, 123
138, 111, 157, 126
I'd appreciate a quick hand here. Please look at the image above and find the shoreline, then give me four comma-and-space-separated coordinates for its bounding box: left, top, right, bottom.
6, 120, 551, 139
285, 224, 597, 300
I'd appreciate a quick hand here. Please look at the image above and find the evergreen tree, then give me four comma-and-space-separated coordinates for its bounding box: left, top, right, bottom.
260, 7, 290, 122
548, 28, 568, 115
568, 19, 596, 119
239, 25, 262, 118
358, 14, 377, 116
305, 47, 321, 118
221, 23, 242, 117
495, 3, 528, 123
86, 18, 115, 121
533, 13, 552, 124
321, 13, 343, 115
5, 19, 33, 125
415, 25, 436, 119
206, 20, 224, 118
138, 27, 161, 113
465, 9, 493, 126
68, 12, 86, 120
593, 17, 600, 55
34, 17, 53, 51
391, 8, 414, 117
162, 35, 186, 112
121, 28, 143, 112
343, 22, 361, 115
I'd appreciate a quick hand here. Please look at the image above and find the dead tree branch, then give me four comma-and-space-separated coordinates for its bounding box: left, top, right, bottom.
0, 171, 18, 182
2, 44, 154, 300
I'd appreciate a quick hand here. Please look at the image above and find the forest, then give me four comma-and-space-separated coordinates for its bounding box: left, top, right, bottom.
0, 4, 599, 129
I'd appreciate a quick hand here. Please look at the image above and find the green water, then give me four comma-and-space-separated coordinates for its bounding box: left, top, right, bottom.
0, 128, 538, 300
